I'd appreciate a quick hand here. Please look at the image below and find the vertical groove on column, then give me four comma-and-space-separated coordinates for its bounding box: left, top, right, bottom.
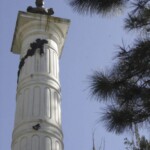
23, 89, 29, 120
53, 52, 56, 77
20, 137, 27, 150
54, 92, 59, 123
56, 141, 60, 150
40, 51, 45, 73
53, 51, 55, 77
49, 49, 51, 74
44, 137, 52, 150
27, 136, 32, 150
44, 88, 51, 118
40, 87, 44, 118
58, 98, 61, 125
33, 87, 41, 117
13, 142, 19, 150
55, 52, 58, 78
28, 87, 33, 119
46, 49, 50, 73
31, 56, 35, 74
56, 53, 58, 78
51, 90, 54, 121
51, 50, 54, 75
31, 135, 40, 150
53, 51, 55, 76
35, 52, 40, 72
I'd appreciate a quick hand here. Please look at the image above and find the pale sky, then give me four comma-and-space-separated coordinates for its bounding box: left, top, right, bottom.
0, 1, 139, 150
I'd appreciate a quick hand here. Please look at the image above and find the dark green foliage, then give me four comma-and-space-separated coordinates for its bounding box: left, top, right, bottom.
69, 0, 150, 33
69, 0, 127, 15
139, 136, 150, 150
90, 38, 150, 133
124, 0, 150, 32
69, 0, 150, 134
124, 136, 150, 150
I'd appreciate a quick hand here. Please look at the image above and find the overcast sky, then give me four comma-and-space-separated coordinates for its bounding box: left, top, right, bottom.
0, 1, 140, 150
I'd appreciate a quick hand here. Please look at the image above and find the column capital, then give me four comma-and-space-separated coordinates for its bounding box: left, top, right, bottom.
11, 11, 70, 57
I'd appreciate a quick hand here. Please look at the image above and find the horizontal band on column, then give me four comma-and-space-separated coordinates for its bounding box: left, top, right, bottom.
17, 73, 61, 94
12, 120, 63, 144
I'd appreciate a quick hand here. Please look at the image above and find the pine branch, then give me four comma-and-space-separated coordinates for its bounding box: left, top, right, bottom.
69, 0, 127, 15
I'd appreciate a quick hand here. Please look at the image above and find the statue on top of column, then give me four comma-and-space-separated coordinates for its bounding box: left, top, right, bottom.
27, 0, 54, 15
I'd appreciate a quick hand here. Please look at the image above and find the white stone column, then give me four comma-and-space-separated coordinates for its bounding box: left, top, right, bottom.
11, 11, 70, 150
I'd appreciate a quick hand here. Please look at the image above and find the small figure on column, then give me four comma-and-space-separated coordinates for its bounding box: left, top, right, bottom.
27, 0, 54, 15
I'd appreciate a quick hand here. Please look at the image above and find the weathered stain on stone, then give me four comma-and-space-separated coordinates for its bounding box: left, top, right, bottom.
17, 39, 48, 82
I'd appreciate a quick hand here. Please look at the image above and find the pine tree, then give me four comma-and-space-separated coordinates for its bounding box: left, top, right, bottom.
69, 0, 150, 133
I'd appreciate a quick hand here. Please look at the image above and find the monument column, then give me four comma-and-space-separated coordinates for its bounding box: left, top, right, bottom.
11, 3, 70, 150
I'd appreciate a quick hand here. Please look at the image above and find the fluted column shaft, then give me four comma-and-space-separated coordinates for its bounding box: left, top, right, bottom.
11, 11, 70, 150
